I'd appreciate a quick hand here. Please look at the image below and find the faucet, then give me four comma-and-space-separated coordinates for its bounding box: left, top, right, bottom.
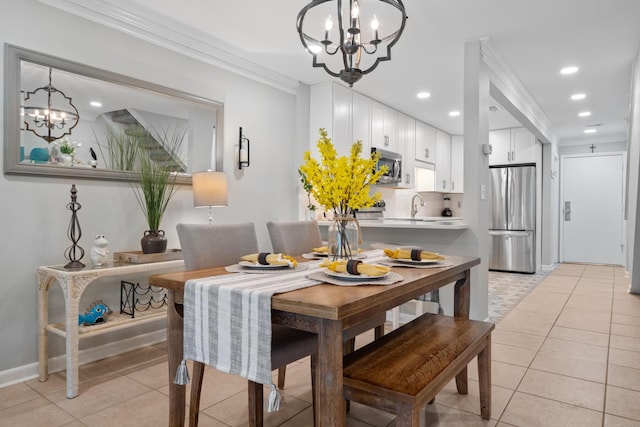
411, 194, 425, 218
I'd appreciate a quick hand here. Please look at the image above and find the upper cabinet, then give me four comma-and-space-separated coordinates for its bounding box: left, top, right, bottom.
435, 129, 452, 192
352, 92, 372, 155
450, 135, 464, 193
396, 113, 415, 189
415, 121, 437, 164
371, 101, 398, 152
309, 82, 353, 155
489, 127, 536, 166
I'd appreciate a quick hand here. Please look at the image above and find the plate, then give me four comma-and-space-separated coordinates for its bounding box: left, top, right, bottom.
238, 261, 291, 269
322, 268, 389, 281
385, 257, 442, 266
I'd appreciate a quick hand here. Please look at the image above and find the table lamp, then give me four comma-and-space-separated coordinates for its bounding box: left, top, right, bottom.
192, 170, 228, 223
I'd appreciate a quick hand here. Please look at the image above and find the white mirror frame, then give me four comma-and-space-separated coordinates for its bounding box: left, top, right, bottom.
3, 44, 224, 183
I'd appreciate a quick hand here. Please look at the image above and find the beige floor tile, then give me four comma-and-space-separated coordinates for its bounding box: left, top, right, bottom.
610, 335, 640, 352
279, 406, 314, 426
607, 364, 640, 392
609, 348, 640, 370
565, 294, 613, 312
0, 382, 41, 410
612, 314, 640, 327
437, 378, 514, 420
276, 360, 313, 403
613, 299, 640, 317
0, 396, 75, 427
500, 392, 602, 427
611, 323, 640, 339
604, 413, 640, 426
126, 360, 169, 389
496, 311, 556, 337
517, 369, 605, 411
530, 351, 607, 383
78, 390, 169, 426
423, 403, 497, 426
606, 385, 640, 421
555, 308, 611, 334
97, 345, 167, 375
467, 359, 527, 390
491, 343, 537, 367
46, 375, 153, 419
203, 389, 311, 427
491, 329, 545, 350
186, 411, 230, 426
538, 337, 609, 363
344, 401, 396, 426
25, 372, 68, 396
60, 421, 88, 427
547, 326, 609, 347
509, 301, 564, 316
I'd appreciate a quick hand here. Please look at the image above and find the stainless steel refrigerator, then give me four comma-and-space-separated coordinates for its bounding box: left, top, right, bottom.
489, 165, 536, 273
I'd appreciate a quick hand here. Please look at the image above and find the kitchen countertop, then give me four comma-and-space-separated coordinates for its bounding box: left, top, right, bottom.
318, 217, 468, 230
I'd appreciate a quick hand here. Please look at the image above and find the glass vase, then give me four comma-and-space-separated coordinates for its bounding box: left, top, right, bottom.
328, 216, 360, 260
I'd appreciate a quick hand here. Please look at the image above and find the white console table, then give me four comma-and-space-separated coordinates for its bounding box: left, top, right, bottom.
38, 259, 184, 398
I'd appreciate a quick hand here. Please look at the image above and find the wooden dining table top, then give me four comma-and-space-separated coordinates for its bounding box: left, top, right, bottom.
149, 254, 480, 320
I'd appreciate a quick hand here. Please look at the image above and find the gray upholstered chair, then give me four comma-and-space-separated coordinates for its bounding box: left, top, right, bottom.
266, 219, 386, 355
176, 222, 317, 426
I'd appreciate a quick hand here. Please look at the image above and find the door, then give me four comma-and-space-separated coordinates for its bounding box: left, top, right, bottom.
562, 154, 625, 265
508, 166, 536, 230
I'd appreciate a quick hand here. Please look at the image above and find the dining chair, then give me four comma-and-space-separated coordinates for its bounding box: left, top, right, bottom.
176, 222, 317, 427
266, 220, 386, 357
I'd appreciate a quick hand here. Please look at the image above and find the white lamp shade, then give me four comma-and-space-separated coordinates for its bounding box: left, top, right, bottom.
192, 171, 228, 207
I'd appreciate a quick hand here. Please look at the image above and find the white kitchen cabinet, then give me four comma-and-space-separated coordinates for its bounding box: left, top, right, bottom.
415, 120, 436, 163
435, 129, 451, 192
309, 82, 352, 155
371, 100, 398, 152
489, 127, 536, 165
450, 135, 464, 193
352, 91, 372, 156
396, 113, 415, 189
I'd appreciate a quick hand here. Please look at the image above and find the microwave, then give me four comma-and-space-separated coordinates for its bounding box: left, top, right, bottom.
371, 147, 402, 184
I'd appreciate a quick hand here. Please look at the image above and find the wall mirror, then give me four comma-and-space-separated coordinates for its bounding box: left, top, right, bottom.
3, 44, 224, 183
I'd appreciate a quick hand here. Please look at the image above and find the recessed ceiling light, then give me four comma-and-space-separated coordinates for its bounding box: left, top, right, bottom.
90, 101, 102, 107
584, 129, 597, 134
578, 111, 591, 117
560, 66, 579, 75
417, 92, 431, 99
571, 93, 586, 100
448, 110, 460, 117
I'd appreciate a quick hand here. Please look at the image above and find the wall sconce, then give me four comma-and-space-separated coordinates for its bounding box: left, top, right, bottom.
192, 170, 228, 223
238, 127, 250, 169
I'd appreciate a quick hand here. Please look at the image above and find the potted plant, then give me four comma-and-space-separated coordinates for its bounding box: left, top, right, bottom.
128, 126, 186, 254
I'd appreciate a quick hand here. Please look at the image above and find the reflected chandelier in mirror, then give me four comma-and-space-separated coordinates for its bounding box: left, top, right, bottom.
4, 44, 224, 183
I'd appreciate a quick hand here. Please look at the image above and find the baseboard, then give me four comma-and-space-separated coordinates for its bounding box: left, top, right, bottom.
0, 329, 166, 388
541, 263, 557, 271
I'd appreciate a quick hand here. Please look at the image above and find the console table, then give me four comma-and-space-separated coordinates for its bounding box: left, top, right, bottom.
38, 259, 183, 398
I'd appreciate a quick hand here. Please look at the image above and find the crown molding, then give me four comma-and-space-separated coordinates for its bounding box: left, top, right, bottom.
37, 0, 299, 95
481, 40, 558, 146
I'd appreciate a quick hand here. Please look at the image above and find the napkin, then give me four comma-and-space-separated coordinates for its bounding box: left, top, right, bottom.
319, 259, 390, 276
384, 248, 445, 261
241, 252, 298, 267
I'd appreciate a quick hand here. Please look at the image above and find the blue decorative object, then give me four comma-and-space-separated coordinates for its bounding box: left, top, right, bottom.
78, 301, 111, 326
30, 147, 49, 163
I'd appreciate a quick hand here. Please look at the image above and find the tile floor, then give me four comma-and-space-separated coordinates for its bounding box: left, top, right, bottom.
1, 263, 638, 426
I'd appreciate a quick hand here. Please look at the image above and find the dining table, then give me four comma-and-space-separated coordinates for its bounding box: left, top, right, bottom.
148, 252, 480, 427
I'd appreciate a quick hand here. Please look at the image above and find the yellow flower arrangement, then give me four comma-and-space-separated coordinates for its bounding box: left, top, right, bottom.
299, 128, 387, 217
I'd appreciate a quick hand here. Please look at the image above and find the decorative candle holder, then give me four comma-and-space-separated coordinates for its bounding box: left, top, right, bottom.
64, 184, 85, 269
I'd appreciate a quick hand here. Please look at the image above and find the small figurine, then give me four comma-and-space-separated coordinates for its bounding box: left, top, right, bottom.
89, 147, 97, 168
78, 300, 111, 326
90, 234, 110, 265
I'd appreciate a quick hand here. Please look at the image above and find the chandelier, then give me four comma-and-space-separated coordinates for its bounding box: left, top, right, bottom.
296, 0, 407, 86
22, 68, 79, 143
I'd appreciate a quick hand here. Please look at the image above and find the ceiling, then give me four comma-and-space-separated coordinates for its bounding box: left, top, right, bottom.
55, 0, 640, 145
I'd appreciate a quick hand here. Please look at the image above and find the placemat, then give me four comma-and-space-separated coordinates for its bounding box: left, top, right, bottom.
306, 270, 403, 286
225, 263, 309, 274
379, 259, 453, 269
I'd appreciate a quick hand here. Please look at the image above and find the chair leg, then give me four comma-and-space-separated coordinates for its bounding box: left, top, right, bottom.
310, 354, 317, 426
374, 324, 385, 340
248, 380, 264, 427
277, 366, 286, 389
455, 366, 469, 395
189, 361, 205, 427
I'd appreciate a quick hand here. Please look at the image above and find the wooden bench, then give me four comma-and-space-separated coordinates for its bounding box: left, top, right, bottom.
343, 313, 494, 426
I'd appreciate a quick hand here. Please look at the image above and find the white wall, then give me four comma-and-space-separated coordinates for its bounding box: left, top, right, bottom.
0, 0, 303, 377
628, 48, 640, 292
